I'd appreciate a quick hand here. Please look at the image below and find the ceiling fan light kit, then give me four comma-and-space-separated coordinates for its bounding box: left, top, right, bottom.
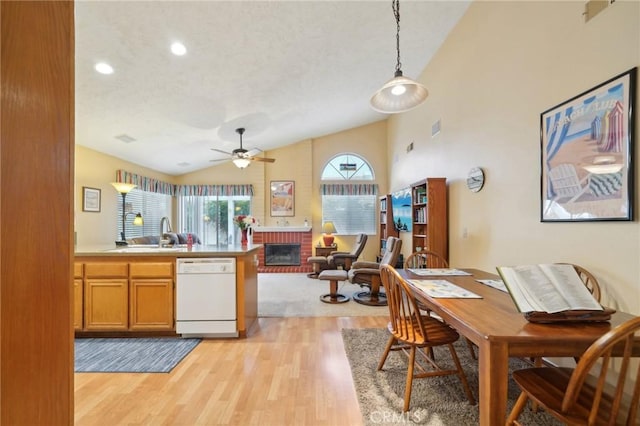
232, 157, 251, 169
210, 127, 275, 168
370, 0, 428, 114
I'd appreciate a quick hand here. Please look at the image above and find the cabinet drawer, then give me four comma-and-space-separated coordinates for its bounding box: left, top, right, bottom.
84, 262, 128, 278
74, 262, 84, 278
130, 262, 174, 278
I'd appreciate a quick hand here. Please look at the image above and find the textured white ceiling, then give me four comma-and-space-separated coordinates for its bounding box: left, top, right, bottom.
75, 1, 470, 175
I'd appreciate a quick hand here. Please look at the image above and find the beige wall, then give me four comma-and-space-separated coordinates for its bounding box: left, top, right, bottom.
75, 121, 387, 262
75, 145, 174, 246
387, 1, 640, 313
264, 139, 313, 227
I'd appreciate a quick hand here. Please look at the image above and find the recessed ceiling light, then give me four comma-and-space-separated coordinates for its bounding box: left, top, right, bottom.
95, 62, 114, 74
170, 42, 187, 56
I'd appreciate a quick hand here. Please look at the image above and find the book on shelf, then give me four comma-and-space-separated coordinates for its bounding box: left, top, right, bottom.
496, 264, 603, 314
413, 206, 426, 223
412, 188, 427, 204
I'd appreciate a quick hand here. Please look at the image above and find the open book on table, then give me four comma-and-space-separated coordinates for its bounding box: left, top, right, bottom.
496, 264, 603, 314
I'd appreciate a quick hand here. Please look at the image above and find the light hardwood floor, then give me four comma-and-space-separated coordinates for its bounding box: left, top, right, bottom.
74, 316, 388, 425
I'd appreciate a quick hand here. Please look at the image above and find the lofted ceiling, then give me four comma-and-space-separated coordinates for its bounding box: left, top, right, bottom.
75, 1, 470, 176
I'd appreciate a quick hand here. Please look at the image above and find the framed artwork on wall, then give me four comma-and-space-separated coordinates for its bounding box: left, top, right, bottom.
391, 188, 412, 232
82, 186, 101, 212
270, 181, 294, 217
540, 67, 636, 222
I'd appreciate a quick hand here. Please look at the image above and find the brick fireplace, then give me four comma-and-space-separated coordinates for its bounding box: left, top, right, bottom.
253, 227, 313, 273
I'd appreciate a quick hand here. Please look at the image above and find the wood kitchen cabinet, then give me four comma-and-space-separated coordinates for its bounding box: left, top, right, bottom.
75, 260, 175, 332
73, 263, 83, 330
83, 262, 129, 331
84, 278, 129, 330
129, 262, 174, 330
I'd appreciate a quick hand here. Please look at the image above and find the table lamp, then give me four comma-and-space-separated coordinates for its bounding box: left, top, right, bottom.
322, 221, 337, 247
111, 182, 144, 246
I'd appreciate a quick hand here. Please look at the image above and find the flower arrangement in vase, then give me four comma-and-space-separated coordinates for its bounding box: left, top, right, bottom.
233, 215, 256, 245
233, 215, 255, 230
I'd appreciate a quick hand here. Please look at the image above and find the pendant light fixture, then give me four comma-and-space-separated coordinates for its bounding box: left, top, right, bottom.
370, 0, 428, 114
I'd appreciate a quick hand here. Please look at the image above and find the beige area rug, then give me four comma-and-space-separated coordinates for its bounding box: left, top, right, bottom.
258, 273, 389, 317
342, 328, 563, 426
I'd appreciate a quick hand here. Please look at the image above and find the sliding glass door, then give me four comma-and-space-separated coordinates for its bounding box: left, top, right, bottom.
178, 195, 251, 245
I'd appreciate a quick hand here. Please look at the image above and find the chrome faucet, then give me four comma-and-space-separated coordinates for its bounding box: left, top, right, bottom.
159, 216, 172, 247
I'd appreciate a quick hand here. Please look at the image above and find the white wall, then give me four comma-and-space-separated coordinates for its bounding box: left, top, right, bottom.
387, 1, 640, 313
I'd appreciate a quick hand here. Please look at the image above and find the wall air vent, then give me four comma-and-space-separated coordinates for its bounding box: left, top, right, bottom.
432, 119, 441, 137
115, 134, 136, 143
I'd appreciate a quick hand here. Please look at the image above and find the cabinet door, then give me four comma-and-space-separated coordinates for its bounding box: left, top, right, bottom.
84, 278, 128, 330
129, 278, 174, 330
74, 279, 83, 330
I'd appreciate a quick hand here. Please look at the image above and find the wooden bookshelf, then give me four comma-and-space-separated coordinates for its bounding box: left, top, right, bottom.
379, 194, 398, 256
411, 178, 448, 261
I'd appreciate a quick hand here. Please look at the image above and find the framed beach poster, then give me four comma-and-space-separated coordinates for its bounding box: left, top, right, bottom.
541, 67, 636, 222
270, 180, 294, 217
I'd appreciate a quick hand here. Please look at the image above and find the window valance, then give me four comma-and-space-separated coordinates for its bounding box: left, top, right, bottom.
320, 184, 378, 196
116, 170, 175, 196
175, 184, 253, 196
115, 170, 253, 197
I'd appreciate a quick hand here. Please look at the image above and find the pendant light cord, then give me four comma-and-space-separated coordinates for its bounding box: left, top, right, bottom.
393, 0, 402, 74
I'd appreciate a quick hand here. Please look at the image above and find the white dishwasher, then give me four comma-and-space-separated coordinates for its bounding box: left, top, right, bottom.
176, 258, 237, 338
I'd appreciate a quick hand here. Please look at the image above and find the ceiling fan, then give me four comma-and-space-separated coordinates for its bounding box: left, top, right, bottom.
210, 128, 275, 168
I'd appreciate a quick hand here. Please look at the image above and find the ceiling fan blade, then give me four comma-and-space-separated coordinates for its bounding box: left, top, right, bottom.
248, 156, 276, 163
211, 148, 232, 155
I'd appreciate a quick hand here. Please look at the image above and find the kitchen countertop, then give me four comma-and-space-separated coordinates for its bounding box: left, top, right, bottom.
75, 244, 263, 257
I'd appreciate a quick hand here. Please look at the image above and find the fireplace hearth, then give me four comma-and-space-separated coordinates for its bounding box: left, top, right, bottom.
264, 243, 301, 266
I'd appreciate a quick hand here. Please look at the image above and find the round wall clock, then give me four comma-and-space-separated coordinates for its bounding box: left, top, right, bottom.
466, 167, 485, 192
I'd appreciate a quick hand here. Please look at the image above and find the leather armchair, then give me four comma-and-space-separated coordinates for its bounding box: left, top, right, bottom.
348, 236, 402, 306
327, 233, 368, 271
307, 233, 367, 278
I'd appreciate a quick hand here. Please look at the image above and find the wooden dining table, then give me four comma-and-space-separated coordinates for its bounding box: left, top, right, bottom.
399, 268, 638, 426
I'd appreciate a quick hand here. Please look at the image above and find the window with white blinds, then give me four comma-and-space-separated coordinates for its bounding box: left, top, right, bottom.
321, 194, 376, 235
320, 153, 376, 235
116, 189, 171, 241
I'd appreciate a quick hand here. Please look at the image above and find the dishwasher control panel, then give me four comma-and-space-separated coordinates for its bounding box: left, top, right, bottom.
176, 258, 235, 274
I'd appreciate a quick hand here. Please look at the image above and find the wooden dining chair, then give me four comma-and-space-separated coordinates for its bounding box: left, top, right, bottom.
377, 264, 476, 412
404, 250, 477, 360
506, 316, 640, 426
404, 250, 449, 269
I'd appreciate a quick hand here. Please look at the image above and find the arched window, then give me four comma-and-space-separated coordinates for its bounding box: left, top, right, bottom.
321, 153, 374, 181
320, 153, 377, 235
